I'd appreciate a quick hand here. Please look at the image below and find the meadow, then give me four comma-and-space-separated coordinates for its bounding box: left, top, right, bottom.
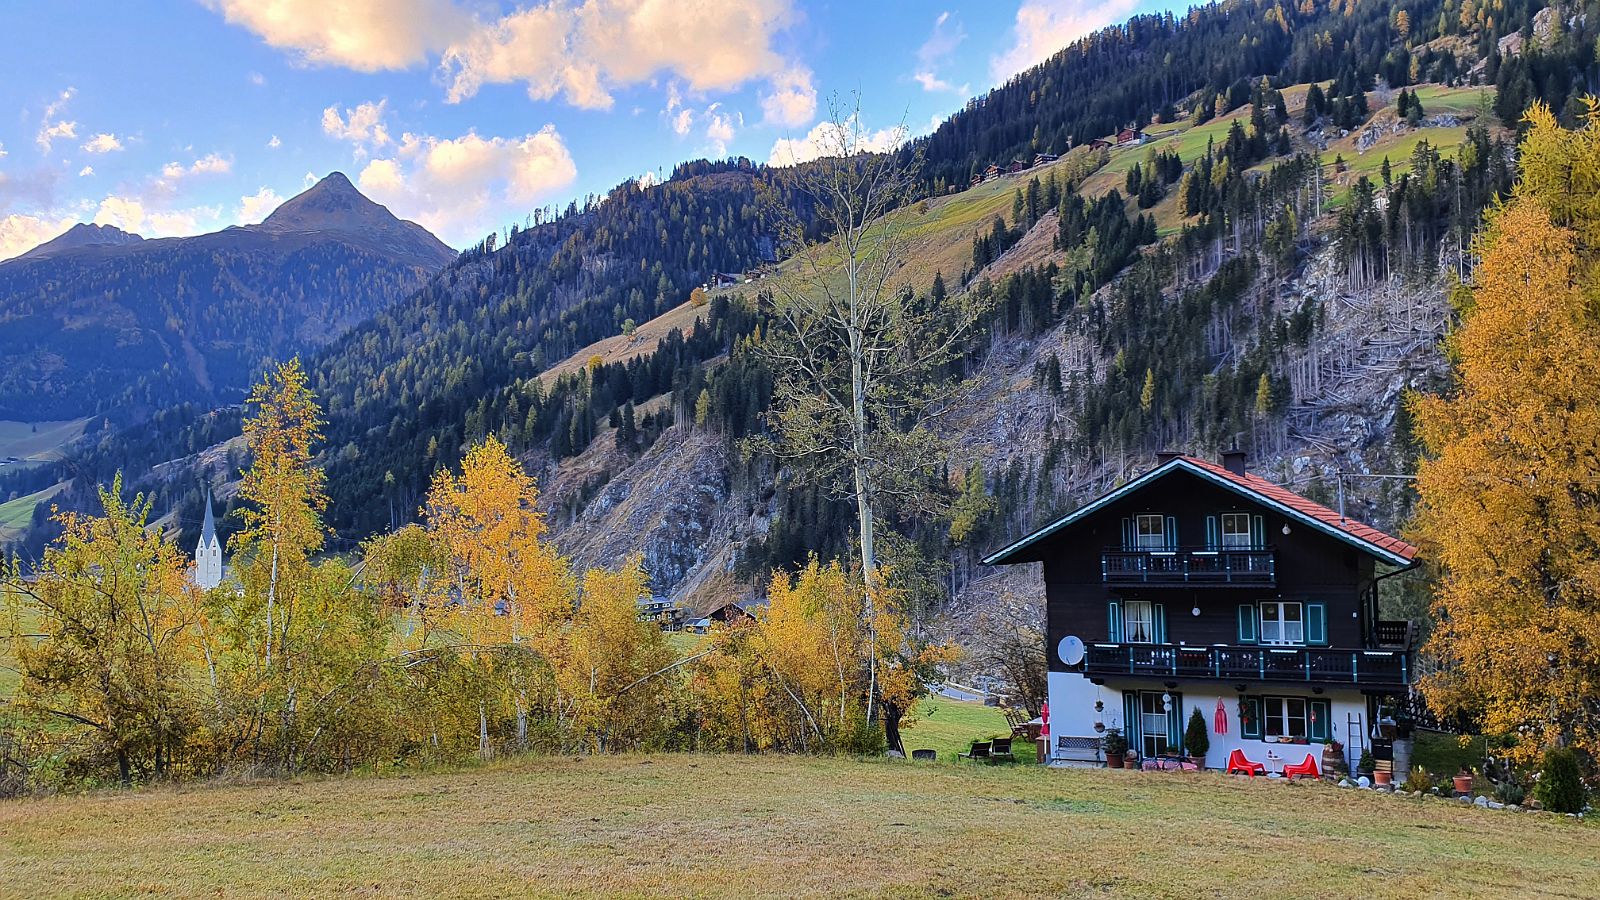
2, 750, 1594, 899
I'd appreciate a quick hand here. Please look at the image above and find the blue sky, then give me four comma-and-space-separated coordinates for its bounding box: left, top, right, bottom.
0, 1, 1167, 257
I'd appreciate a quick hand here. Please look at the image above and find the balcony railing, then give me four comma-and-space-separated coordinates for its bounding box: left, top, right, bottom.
1101, 546, 1276, 586
1083, 642, 1409, 687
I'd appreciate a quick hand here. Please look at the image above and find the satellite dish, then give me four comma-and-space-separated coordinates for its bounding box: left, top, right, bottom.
1058, 635, 1086, 666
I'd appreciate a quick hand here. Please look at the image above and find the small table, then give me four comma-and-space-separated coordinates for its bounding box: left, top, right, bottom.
1264, 751, 1285, 777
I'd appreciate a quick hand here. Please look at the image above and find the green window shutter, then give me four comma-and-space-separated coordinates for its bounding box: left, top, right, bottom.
1167, 692, 1184, 746
1205, 515, 1218, 549
1237, 604, 1258, 644
1240, 696, 1263, 739
1121, 517, 1134, 549
1251, 514, 1265, 549
1123, 691, 1140, 753
1308, 699, 1331, 742
1152, 603, 1167, 644
1165, 515, 1178, 550
1107, 601, 1123, 642
1306, 602, 1328, 646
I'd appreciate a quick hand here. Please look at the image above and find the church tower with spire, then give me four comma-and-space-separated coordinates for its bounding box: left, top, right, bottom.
194, 491, 223, 590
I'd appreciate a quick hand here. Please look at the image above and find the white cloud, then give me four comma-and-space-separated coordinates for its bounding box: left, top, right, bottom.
203, 0, 468, 71
758, 64, 816, 127
705, 105, 738, 156
78, 166, 94, 177
990, 0, 1138, 84
36, 88, 78, 151
160, 153, 232, 183
237, 187, 284, 223
767, 116, 904, 168
0, 142, 7, 159
671, 108, 694, 136
0, 212, 77, 261
914, 12, 968, 95
81, 133, 124, 154
357, 124, 577, 245
205, 0, 805, 118
91, 195, 221, 237
322, 100, 391, 148
249, 71, 267, 85
268, 135, 282, 149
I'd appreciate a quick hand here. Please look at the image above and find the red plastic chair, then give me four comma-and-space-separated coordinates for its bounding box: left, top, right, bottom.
1283, 753, 1320, 780
1227, 748, 1266, 777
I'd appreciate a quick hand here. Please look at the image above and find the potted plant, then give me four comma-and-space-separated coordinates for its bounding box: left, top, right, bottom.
1184, 707, 1210, 767
1358, 749, 1374, 778
1103, 728, 1128, 768
1453, 766, 1475, 795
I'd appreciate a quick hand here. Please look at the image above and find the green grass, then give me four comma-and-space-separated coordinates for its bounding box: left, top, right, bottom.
0, 481, 67, 545
0, 419, 89, 464
2, 752, 1595, 898
901, 696, 1035, 764
1, 604, 40, 699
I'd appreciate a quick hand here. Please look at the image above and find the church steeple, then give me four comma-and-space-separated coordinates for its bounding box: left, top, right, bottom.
194, 489, 223, 590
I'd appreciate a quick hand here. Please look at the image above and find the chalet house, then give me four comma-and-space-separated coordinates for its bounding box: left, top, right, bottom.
982, 164, 1004, 182
1087, 138, 1113, 150
1007, 158, 1028, 174
1115, 127, 1147, 147
984, 452, 1419, 776
711, 272, 742, 288
1033, 152, 1060, 166
969, 173, 984, 188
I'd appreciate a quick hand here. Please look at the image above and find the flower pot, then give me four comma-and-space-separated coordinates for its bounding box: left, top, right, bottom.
1374, 771, 1392, 787
1106, 753, 1125, 769
1453, 775, 1474, 794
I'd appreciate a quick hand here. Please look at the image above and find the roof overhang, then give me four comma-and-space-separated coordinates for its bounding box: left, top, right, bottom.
981, 458, 1417, 569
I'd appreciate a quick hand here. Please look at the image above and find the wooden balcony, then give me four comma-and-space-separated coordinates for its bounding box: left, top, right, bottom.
1101, 546, 1276, 587
1083, 642, 1410, 687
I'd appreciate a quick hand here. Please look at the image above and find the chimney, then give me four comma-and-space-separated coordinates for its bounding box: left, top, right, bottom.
1220, 448, 1248, 476
1155, 450, 1183, 466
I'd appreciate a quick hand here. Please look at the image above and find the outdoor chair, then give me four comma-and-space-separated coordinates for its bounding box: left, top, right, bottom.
1003, 707, 1031, 738
911, 749, 936, 762
958, 741, 992, 762
1283, 753, 1320, 780
989, 738, 1015, 762
1226, 748, 1267, 777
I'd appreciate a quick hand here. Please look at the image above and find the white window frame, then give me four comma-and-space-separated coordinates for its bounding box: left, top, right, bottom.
1220, 512, 1252, 549
1259, 601, 1304, 646
1135, 514, 1166, 550
1124, 600, 1155, 644
1263, 696, 1308, 739
1139, 691, 1170, 758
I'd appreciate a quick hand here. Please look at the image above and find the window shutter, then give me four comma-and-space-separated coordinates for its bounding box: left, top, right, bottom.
1251, 514, 1265, 549
1306, 602, 1328, 646
1167, 692, 1184, 747
1236, 604, 1258, 644
1152, 603, 1167, 644
1123, 691, 1140, 754
1240, 696, 1263, 739
1308, 699, 1331, 742
1107, 601, 1123, 642
1165, 515, 1178, 550
1205, 515, 1218, 549
1121, 517, 1133, 550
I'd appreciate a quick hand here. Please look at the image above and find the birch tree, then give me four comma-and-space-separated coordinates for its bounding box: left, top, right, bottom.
756, 95, 984, 742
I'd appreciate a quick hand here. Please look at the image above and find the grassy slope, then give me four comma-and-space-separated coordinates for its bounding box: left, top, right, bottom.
3, 753, 1595, 898
0, 419, 89, 463
901, 696, 1035, 764
0, 481, 66, 544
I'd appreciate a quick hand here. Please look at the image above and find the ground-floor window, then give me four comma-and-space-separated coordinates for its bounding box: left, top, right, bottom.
1139, 691, 1169, 757
1264, 696, 1308, 740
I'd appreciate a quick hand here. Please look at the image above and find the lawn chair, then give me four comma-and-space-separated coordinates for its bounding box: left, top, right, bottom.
1003, 707, 1031, 738
958, 741, 992, 762
1283, 753, 1320, 780
989, 738, 1015, 762
911, 749, 936, 762
1226, 748, 1267, 777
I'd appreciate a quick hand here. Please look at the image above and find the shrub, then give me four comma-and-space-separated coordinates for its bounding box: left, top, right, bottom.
1103, 727, 1129, 758
1402, 765, 1434, 794
1185, 708, 1210, 760
1534, 747, 1587, 814
1358, 749, 1374, 775
1493, 776, 1527, 806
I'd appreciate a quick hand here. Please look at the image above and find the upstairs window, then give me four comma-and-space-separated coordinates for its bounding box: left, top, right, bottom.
1124, 600, 1155, 643
1135, 514, 1167, 550
1221, 512, 1253, 549
1260, 601, 1304, 645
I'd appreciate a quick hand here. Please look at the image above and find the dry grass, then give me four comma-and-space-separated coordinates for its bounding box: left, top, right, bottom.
3, 753, 1595, 898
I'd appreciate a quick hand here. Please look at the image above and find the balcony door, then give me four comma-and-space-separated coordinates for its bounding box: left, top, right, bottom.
1260, 601, 1304, 645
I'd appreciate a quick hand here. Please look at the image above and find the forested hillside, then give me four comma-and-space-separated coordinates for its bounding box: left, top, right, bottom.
0, 174, 453, 421
7, 0, 1597, 634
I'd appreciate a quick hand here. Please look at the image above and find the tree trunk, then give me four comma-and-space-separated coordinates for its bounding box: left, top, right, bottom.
883, 700, 906, 756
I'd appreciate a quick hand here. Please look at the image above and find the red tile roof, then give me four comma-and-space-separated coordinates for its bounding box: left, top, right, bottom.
1180, 456, 1418, 562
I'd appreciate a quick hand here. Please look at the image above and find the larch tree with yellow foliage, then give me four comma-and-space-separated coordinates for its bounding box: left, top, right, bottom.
1410, 102, 1600, 762
556, 557, 676, 752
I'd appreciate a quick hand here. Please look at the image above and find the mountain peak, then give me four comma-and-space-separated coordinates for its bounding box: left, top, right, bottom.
253, 172, 456, 268
14, 222, 144, 261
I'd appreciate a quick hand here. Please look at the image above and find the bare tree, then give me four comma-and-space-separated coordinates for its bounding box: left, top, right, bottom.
755, 94, 987, 737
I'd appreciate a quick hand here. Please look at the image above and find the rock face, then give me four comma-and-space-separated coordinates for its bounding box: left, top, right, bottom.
13, 222, 144, 261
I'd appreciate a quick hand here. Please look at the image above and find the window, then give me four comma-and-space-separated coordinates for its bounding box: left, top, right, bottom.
1139, 692, 1170, 758
1260, 601, 1304, 645
1264, 696, 1308, 739
1135, 514, 1166, 549
1221, 513, 1252, 549
1124, 600, 1154, 643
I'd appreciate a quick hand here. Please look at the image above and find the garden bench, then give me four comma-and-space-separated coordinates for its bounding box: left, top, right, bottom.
958, 741, 992, 762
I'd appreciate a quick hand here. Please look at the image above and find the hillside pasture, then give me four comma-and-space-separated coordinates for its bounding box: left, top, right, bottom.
2, 753, 1595, 898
